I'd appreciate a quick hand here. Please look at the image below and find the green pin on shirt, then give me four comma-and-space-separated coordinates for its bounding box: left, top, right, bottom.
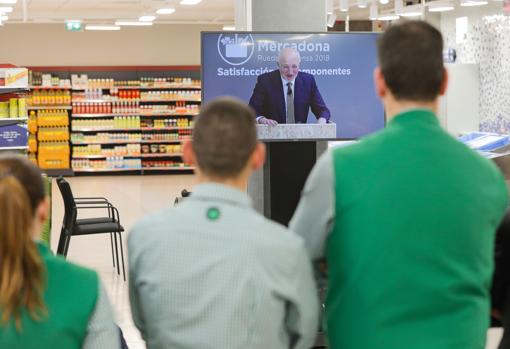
207, 207, 220, 221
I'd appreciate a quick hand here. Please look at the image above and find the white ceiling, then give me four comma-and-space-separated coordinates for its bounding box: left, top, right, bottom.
6, 0, 235, 24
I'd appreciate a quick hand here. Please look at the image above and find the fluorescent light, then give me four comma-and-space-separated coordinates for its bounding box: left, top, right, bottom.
369, 3, 378, 19
156, 8, 175, 14
400, 11, 422, 16
180, 0, 202, 4
222, 25, 235, 31
428, 5, 454, 11
379, 0, 389, 4
115, 21, 153, 26
340, 0, 349, 11
0, 0, 16, 4
460, 0, 487, 5
358, 0, 367, 8
0, 6, 13, 12
378, 14, 400, 20
85, 24, 120, 31
139, 15, 156, 22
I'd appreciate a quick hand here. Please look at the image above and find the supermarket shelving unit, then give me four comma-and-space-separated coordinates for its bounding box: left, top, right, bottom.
27, 66, 200, 175
0, 67, 30, 155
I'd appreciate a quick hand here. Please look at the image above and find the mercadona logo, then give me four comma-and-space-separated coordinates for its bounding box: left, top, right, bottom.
217, 33, 255, 66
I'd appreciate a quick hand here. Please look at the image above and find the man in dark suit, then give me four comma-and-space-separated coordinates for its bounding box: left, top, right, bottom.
249, 47, 330, 125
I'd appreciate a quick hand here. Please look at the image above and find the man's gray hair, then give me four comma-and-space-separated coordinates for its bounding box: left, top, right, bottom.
278, 47, 301, 63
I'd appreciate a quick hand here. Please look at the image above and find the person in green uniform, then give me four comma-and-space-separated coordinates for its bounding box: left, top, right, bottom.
0, 156, 119, 349
290, 20, 509, 349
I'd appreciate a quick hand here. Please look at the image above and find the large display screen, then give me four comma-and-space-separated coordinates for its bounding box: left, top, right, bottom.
201, 32, 385, 139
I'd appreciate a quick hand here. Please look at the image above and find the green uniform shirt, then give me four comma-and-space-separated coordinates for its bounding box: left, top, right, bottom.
290, 109, 509, 349
0, 242, 119, 349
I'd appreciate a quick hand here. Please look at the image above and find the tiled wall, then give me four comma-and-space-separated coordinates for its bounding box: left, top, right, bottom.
441, 6, 510, 133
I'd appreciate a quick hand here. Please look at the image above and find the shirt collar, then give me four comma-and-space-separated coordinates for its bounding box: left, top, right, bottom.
190, 183, 252, 208
36, 240, 52, 257
281, 75, 296, 86
388, 108, 440, 128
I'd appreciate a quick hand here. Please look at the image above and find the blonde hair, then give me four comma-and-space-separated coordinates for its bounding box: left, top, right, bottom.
0, 156, 47, 330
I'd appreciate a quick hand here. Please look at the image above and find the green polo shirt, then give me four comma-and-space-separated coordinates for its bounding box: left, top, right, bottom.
290, 109, 509, 349
0, 242, 119, 349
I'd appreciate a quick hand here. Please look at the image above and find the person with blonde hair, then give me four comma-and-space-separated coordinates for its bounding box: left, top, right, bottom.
0, 155, 119, 349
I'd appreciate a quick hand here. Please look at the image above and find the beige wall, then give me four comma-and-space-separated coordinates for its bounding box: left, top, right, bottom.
0, 23, 222, 66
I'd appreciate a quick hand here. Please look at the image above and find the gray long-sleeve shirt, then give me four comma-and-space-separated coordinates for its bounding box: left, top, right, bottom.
128, 183, 319, 349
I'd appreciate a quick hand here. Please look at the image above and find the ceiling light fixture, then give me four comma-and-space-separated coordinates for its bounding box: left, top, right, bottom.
0, 0, 16, 4
327, 13, 337, 27
369, 3, 378, 19
115, 21, 153, 26
139, 15, 156, 22
358, 0, 368, 8
379, 0, 389, 5
340, 0, 349, 11
0, 6, 13, 13
400, 4, 422, 16
222, 25, 235, 31
85, 24, 120, 31
156, 8, 176, 15
180, 0, 202, 4
460, 0, 488, 5
428, 1, 455, 11
378, 13, 400, 20
394, 0, 403, 13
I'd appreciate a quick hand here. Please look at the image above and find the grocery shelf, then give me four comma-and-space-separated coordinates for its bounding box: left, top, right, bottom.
73, 113, 141, 118
140, 153, 183, 158
71, 139, 187, 145
73, 166, 194, 173
140, 99, 201, 103
73, 167, 142, 172
73, 99, 140, 103
142, 166, 194, 171
0, 117, 28, 122
0, 146, 29, 150
72, 113, 197, 118
72, 127, 191, 132
72, 85, 200, 91
30, 86, 72, 90
72, 154, 141, 159
28, 106, 72, 110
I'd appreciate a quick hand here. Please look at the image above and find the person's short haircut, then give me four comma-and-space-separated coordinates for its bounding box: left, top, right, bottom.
192, 97, 257, 178
377, 20, 444, 102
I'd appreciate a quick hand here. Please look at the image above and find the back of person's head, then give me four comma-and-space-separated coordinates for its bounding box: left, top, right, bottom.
0, 155, 46, 329
377, 20, 444, 102
192, 97, 257, 178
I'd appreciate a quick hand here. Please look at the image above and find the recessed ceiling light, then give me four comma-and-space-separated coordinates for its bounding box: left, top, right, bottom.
460, 0, 487, 5
378, 14, 400, 20
180, 0, 202, 5
85, 24, 120, 31
428, 1, 455, 11
0, 6, 13, 13
0, 0, 16, 4
156, 8, 175, 15
222, 25, 235, 31
139, 15, 156, 22
379, 0, 389, 4
115, 21, 153, 26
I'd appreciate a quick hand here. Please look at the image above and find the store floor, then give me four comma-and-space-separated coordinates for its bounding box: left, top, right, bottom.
50, 175, 504, 349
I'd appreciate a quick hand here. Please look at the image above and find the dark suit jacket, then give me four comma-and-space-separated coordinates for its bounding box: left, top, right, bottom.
248, 70, 331, 124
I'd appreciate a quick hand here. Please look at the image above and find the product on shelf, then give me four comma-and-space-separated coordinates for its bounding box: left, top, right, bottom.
37, 109, 69, 127
38, 142, 70, 169
72, 116, 141, 130
140, 90, 201, 101
140, 77, 200, 88
72, 158, 142, 170
29, 89, 71, 106
0, 98, 27, 118
29, 71, 71, 88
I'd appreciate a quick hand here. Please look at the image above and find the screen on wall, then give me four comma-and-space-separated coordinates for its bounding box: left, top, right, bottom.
201, 32, 385, 139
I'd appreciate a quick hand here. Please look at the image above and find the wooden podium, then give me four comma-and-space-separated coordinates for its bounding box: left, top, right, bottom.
248, 123, 336, 226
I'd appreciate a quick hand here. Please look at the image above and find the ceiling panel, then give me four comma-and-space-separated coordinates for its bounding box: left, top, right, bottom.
6, 0, 235, 23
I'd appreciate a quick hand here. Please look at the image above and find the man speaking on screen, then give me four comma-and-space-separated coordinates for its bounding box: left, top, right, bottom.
249, 47, 331, 125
